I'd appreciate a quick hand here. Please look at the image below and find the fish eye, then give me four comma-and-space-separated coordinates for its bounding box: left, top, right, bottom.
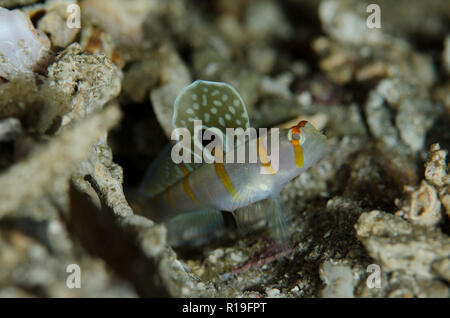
288, 127, 306, 145
287, 129, 293, 141
288, 129, 300, 141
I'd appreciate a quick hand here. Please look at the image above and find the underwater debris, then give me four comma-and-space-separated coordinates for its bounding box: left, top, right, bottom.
365, 78, 436, 152
395, 181, 442, 228
0, 219, 138, 297
314, 0, 437, 88
0, 41, 122, 134
47, 43, 123, 128
0, 105, 121, 219
424, 144, 450, 219
395, 143, 450, 227
73, 125, 133, 218
356, 210, 450, 297
312, 35, 436, 87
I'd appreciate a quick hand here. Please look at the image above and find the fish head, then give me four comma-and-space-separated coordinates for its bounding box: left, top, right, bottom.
278, 120, 327, 177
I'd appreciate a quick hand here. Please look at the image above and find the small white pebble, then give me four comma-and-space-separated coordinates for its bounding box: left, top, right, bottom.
230, 251, 243, 263
297, 91, 312, 106
48, 220, 62, 235
208, 249, 224, 263
219, 273, 231, 281
266, 288, 280, 297
214, 249, 224, 257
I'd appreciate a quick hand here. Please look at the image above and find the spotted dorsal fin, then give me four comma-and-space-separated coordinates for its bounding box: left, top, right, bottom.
172, 80, 251, 161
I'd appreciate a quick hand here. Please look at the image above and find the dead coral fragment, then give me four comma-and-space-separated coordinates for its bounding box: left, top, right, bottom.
47, 43, 123, 129
395, 181, 442, 228
425, 144, 449, 189
395, 144, 450, 227
365, 79, 436, 152
0, 7, 52, 80
424, 144, 450, 219
0, 105, 121, 219
356, 210, 450, 284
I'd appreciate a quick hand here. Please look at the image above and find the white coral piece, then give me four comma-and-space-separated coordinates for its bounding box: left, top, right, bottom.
0, 7, 52, 80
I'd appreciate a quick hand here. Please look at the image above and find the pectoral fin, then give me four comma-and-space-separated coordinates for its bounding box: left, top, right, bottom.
265, 197, 289, 247
165, 207, 225, 246
233, 196, 290, 248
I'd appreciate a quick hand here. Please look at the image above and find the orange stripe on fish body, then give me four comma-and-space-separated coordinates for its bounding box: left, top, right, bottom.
183, 174, 200, 205
214, 162, 241, 201
257, 137, 277, 175
178, 164, 200, 205
164, 186, 179, 212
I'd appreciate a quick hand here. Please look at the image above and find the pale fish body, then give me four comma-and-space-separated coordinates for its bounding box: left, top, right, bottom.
140, 80, 327, 246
